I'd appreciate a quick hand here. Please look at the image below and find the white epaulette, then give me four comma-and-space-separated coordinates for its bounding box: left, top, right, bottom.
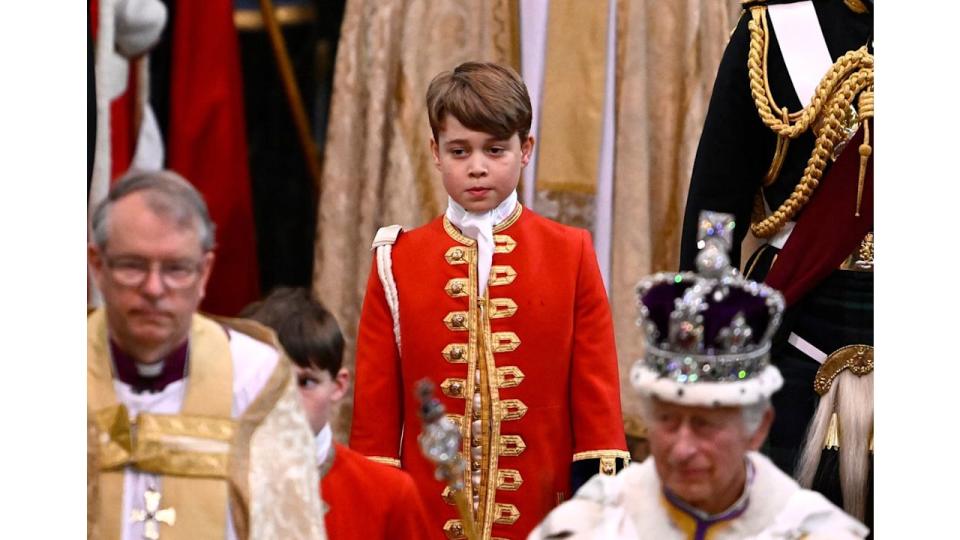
370, 225, 403, 352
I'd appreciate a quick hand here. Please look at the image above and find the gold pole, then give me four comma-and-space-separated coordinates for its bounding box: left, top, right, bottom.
452, 491, 478, 540
255, 0, 324, 201
415, 380, 478, 540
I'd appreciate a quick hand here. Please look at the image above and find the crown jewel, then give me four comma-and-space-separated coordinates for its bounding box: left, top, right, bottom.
633, 211, 785, 387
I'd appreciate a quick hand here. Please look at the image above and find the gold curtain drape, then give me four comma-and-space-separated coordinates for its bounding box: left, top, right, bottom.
612, 0, 741, 438
313, 0, 519, 440
314, 0, 741, 442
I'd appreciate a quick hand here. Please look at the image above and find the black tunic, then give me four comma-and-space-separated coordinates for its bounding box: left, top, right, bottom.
678, 0, 873, 530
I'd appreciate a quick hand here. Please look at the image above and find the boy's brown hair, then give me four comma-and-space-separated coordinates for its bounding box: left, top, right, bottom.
426, 61, 532, 142
241, 287, 345, 375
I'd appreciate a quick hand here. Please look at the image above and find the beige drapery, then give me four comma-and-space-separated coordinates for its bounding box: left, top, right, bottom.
611, 0, 741, 438
314, 0, 741, 442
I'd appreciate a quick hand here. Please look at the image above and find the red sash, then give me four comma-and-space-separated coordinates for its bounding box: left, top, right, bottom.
764, 126, 873, 306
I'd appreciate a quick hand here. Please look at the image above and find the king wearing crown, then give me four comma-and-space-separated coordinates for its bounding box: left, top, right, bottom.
528, 212, 868, 540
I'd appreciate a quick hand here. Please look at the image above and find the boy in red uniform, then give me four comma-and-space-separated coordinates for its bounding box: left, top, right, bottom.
351, 61, 629, 540
245, 287, 431, 538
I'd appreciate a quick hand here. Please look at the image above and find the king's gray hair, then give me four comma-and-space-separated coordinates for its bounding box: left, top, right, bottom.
91, 170, 216, 251
638, 396, 771, 437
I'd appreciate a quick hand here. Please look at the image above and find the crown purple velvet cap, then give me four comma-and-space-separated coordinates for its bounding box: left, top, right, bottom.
630, 212, 785, 405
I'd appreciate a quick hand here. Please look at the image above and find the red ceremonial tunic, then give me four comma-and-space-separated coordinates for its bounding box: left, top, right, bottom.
321, 442, 431, 538
351, 205, 629, 540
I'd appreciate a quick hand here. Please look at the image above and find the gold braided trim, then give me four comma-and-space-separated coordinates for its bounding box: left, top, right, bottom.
443, 218, 477, 246
813, 344, 874, 396
442, 204, 523, 245
494, 202, 523, 232
495, 469, 523, 491
366, 456, 401, 468
747, 6, 874, 238
493, 234, 517, 253
572, 449, 631, 462
488, 298, 518, 319
493, 503, 520, 525
495, 366, 524, 388
488, 266, 517, 287
748, 7, 872, 138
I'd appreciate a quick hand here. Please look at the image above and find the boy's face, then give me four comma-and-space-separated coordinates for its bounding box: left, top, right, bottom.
295, 364, 350, 435
431, 115, 534, 213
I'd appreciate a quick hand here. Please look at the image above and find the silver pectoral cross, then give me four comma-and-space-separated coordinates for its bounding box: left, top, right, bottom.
130, 485, 176, 540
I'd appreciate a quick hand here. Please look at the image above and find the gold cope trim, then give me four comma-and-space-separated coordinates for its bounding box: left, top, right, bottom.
488, 298, 518, 319
493, 503, 520, 525
445, 278, 469, 298
366, 456, 401, 468
493, 234, 517, 254
443, 518, 466, 539
444, 311, 469, 331
496, 470, 523, 491
499, 435, 526, 457
499, 399, 528, 422
491, 332, 521, 353
441, 378, 468, 399
132, 413, 237, 478
94, 405, 133, 470
488, 266, 517, 287
813, 345, 874, 396
442, 343, 469, 364
495, 366, 525, 388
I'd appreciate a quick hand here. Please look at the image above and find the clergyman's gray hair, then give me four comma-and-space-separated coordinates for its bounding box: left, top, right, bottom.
91, 169, 216, 251
638, 396, 772, 437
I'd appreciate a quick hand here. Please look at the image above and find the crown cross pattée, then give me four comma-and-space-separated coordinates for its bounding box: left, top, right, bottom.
130, 485, 176, 540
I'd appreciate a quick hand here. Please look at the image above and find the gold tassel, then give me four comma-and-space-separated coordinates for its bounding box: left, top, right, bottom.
824, 412, 841, 450
855, 90, 874, 216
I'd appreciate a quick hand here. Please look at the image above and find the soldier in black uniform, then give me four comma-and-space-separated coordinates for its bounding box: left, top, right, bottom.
678, 0, 873, 532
